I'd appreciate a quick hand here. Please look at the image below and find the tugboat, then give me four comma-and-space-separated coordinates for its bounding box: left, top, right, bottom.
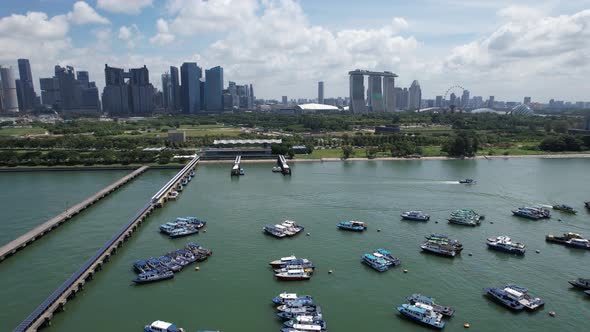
448, 209, 481, 226
486, 236, 526, 255
553, 204, 577, 214
275, 269, 312, 281
459, 178, 475, 184
407, 294, 455, 317
484, 287, 525, 311
401, 211, 430, 221
361, 253, 390, 272
336, 220, 367, 232
397, 303, 445, 329
272, 293, 314, 305
264, 225, 287, 238
145, 320, 184, 332
133, 270, 174, 284
546, 232, 584, 244
569, 278, 590, 289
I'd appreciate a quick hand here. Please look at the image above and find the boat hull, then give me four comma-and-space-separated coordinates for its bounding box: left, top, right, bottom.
397, 307, 445, 329
484, 288, 525, 311
401, 216, 429, 222
275, 275, 311, 281
421, 245, 457, 257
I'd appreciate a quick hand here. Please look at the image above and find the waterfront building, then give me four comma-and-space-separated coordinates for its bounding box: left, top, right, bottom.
0, 66, 19, 112
205, 66, 223, 112
367, 75, 384, 112
349, 71, 366, 113
318, 81, 324, 104
180, 62, 202, 114
383, 75, 396, 112
408, 80, 421, 110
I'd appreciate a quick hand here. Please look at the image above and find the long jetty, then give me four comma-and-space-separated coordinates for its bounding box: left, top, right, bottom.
14, 156, 199, 332
0, 166, 149, 262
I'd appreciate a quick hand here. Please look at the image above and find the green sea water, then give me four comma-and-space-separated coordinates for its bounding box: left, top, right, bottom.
1, 159, 590, 331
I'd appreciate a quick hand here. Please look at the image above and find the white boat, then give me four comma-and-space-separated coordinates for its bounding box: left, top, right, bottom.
275, 269, 311, 281
269, 255, 297, 267
272, 166, 282, 172
281, 220, 304, 235
274, 224, 297, 236
145, 320, 184, 332
168, 191, 179, 200
287, 323, 323, 331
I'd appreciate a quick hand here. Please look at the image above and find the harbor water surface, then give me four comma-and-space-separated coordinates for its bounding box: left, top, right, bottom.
1, 159, 590, 331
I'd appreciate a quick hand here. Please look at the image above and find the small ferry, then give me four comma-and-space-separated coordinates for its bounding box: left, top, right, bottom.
565, 238, 590, 250
272, 293, 314, 305
274, 265, 314, 274
420, 241, 460, 257
397, 303, 445, 329
337, 220, 367, 231
277, 306, 322, 320
284, 316, 326, 330
484, 287, 525, 311
269, 256, 297, 267
270, 258, 314, 269
459, 178, 475, 184
486, 236, 526, 255
407, 294, 455, 317
281, 220, 304, 236
401, 211, 430, 221
275, 269, 312, 281
264, 225, 287, 238
553, 204, 577, 214
569, 278, 590, 289
448, 209, 481, 226
425, 234, 463, 252
361, 253, 390, 272
546, 232, 584, 244
375, 248, 401, 266
145, 320, 184, 332
281, 323, 324, 332
168, 191, 179, 200
133, 270, 174, 284
512, 206, 551, 220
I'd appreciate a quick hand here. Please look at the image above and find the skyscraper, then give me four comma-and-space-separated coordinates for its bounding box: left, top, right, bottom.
16, 59, 37, 111
461, 90, 470, 108
102, 65, 129, 115
318, 81, 324, 104
382, 75, 395, 112
449, 93, 456, 108
487, 96, 495, 108
408, 80, 421, 110
180, 62, 201, 114
169, 66, 181, 111
0, 66, 19, 112
435, 96, 443, 108
228, 81, 239, 109
161, 72, 171, 110
349, 72, 366, 113
205, 66, 224, 111
282, 96, 288, 105
102, 64, 154, 115
367, 75, 384, 112
524, 96, 531, 104
249, 84, 254, 108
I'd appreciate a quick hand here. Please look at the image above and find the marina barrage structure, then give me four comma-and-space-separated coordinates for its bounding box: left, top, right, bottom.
348, 70, 398, 114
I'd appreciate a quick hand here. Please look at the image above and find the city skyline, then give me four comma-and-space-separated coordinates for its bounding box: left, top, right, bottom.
1, 1, 590, 101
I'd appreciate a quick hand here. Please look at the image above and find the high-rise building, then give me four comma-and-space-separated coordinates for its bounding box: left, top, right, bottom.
318, 81, 324, 104
382, 75, 395, 112
449, 93, 456, 108
462, 90, 470, 108
0, 66, 19, 112
524, 96, 531, 104
39, 65, 98, 112
282, 96, 288, 105
394, 87, 409, 110
367, 75, 384, 112
349, 72, 366, 113
16, 59, 37, 111
487, 96, 495, 108
228, 81, 239, 109
408, 80, 421, 110
39, 78, 60, 107
169, 66, 181, 111
435, 96, 443, 108
180, 62, 201, 114
161, 72, 171, 110
205, 66, 224, 111
249, 84, 254, 108
102, 64, 154, 115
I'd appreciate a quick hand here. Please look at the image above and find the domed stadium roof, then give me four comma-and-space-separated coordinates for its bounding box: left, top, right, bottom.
511, 104, 534, 116
471, 108, 506, 114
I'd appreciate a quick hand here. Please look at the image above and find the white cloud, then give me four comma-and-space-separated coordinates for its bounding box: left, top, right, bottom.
167, 0, 258, 35
67, 1, 110, 25
97, 0, 153, 15
149, 19, 175, 45
118, 24, 143, 49
497, 5, 545, 22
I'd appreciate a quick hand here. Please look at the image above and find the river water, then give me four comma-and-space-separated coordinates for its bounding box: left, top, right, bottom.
1, 159, 589, 331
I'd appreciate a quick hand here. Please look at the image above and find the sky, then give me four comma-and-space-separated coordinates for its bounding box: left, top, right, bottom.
1, 0, 590, 102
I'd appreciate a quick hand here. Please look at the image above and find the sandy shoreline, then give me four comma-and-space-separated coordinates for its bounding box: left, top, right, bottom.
198, 153, 590, 164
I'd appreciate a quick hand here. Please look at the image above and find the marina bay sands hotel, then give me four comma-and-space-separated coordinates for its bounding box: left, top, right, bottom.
349, 69, 397, 113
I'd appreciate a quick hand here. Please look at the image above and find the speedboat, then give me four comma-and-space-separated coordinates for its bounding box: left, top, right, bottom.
275, 269, 311, 281
272, 293, 313, 305
145, 320, 184, 332
483, 287, 524, 311
336, 220, 367, 232
361, 253, 390, 272
565, 238, 590, 250
397, 303, 445, 329
486, 236, 526, 255
168, 191, 179, 200
569, 278, 590, 289
553, 204, 577, 214
281, 323, 324, 332
401, 211, 430, 221
459, 178, 475, 184
407, 294, 455, 317
133, 270, 174, 284
264, 225, 287, 238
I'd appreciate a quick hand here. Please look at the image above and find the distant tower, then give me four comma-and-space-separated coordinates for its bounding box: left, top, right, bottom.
349, 71, 366, 113
282, 96, 288, 105
318, 81, 324, 104
408, 80, 421, 110
524, 96, 531, 104
161, 72, 171, 110
382, 75, 395, 112
367, 75, 384, 112
488, 96, 495, 108
0, 66, 19, 112
461, 90, 470, 108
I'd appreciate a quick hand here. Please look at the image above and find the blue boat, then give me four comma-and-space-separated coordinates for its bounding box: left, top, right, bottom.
397, 303, 445, 329
177, 216, 207, 228
277, 306, 321, 319
407, 294, 455, 317
272, 293, 314, 305
158, 256, 182, 272
375, 248, 401, 266
167, 227, 199, 238
486, 236, 526, 255
133, 260, 149, 273
483, 287, 525, 311
263, 225, 287, 238
133, 270, 174, 284
361, 253, 390, 272
337, 220, 367, 231
284, 316, 326, 329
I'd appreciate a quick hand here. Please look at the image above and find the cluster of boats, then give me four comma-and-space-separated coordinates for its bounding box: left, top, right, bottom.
336, 220, 367, 231
397, 294, 454, 329
361, 249, 401, 272
569, 278, 590, 297
263, 220, 305, 238
448, 209, 482, 226
159, 216, 207, 238
484, 284, 544, 311
272, 293, 326, 331
486, 235, 526, 255
168, 171, 195, 200
420, 234, 463, 257
512, 206, 551, 220
132, 243, 212, 284
144, 320, 218, 332
269, 256, 315, 281
546, 232, 590, 250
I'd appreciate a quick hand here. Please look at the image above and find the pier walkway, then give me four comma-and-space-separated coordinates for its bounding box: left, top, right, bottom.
0, 166, 149, 262
14, 156, 199, 332
278, 154, 291, 175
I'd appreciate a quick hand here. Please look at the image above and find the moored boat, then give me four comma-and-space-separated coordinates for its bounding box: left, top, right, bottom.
336, 220, 367, 231
272, 293, 314, 305
421, 241, 459, 257
425, 234, 463, 252
585, 290, 590, 296
401, 211, 430, 221
407, 294, 455, 317
284, 316, 326, 330
486, 236, 526, 255
512, 206, 551, 220
375, 248, 401, 266
275, 269, 311, 281
448, 209, 481, 226
361, 253, 390, 272
277, 306, 322, 320
546, 232, 584, 244
274, 265, 314, 274
569, 278, 590, 289
565, 238, 590, 250
281, 220, 304, 236
264, 225, 287, 238
269, 256, 298, 267
553, 204, 577, 214
133, 270, 174, 284
281, 323, 324, 332
397, 303, 445, 329
168, 191, 179, 200
277, 304, 317, 313
485, 285, 543, 311
144, 320, 184, 332
483, 287, 524, 311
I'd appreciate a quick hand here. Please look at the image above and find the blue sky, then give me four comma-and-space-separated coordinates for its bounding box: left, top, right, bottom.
1, 0, 590, 101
